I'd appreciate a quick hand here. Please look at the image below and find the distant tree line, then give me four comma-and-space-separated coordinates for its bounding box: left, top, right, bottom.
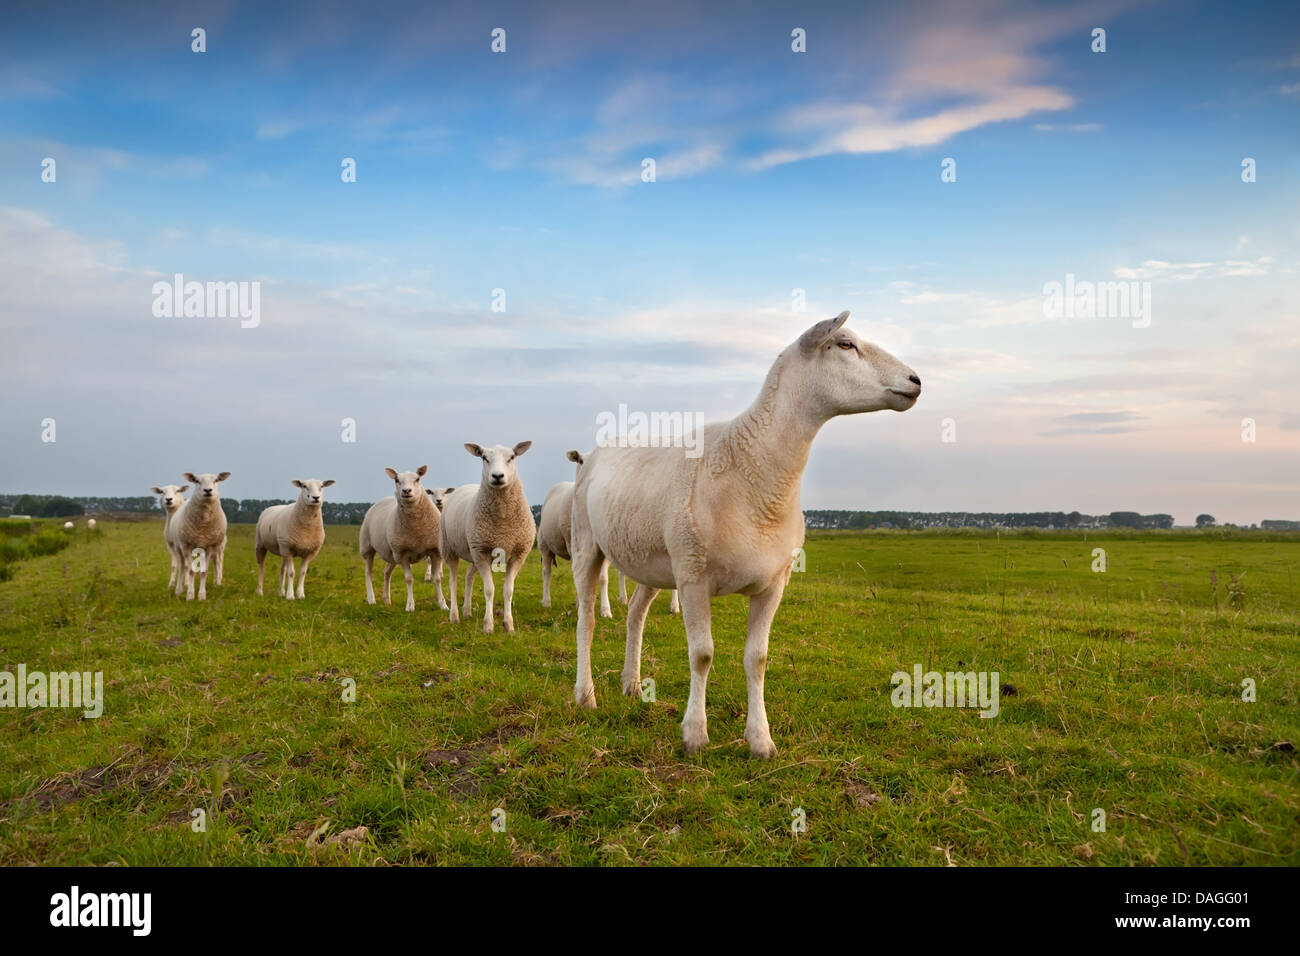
1, 495, 1293, 531
803, 510, 1177, 530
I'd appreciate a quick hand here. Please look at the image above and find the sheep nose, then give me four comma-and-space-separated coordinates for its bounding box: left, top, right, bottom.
312, 496, 320, 503
491, 473, 504, 482
908, 374, 921, 386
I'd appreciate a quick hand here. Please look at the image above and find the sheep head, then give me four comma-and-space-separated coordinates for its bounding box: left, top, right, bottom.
150, 484, 188, 513
183, 472, 230, 501
465, 442, 530, 491
385, 466, 427, 505
794, 311, 920, 416
292, 478, 335, 508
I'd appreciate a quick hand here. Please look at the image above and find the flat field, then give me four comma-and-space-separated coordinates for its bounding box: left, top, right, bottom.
1, 521, 1296, 865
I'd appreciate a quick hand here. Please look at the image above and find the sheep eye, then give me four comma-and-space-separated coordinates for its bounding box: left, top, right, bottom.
837, 341, 854, 351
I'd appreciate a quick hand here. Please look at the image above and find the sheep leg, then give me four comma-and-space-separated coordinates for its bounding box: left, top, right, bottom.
168, 548, 178, 589
382, 561, 395, 605
619, 571, 628, 605
214, 541, 225, 586
461, 561, 475, 618
540, 547, 553, 608
433, 557, 448, 611
598, 559, 613, 618
401, 559, 417, 612
284, 556, 297, 601
255, 546, 266, 596
743, 580, 786, 759
679, 583, 713, 754
621, 582, 660, 695
296, 554, 312, 599
502, 555, 523, 633
572, 547, 605, 709
279, 555, 290, 598
474, 553, 496, 634
670, 589, 680, 614
424, 556, 434, 582
446, 555, 460, 623
363, 552, 377, 604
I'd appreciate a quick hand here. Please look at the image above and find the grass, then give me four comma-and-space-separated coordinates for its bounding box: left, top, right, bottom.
0, 521, 1296, 866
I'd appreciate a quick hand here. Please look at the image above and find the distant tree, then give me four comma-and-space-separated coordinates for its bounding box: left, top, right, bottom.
1196, 514, 1216, 528
1108, 511, 1143, 529
13, 494, 39, 516
1065, 511, 1082, 529
40, 497, 84, 517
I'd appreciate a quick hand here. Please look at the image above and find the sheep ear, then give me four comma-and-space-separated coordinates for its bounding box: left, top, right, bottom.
384, 467, 398, 479
179, 484, 190, 493
444, 487, 455, 495
513, 441, 532, 457
566, 450, 583, 465
216, 472, 231, 482
183, 472, 199, 483
322, 479, 335, 487
798, 311, 850, 355
465, 443, 484, 458
150, 486, 164, 495
417, 465, 428, 477
292, 479, 305, 489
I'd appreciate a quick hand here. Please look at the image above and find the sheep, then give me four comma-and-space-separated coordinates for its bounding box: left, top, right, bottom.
537, 450, 612, 617
617, 570, 679, 613
569, 312, 920, 758
87, 518, 96, 530
169, 471, 231, 601
440, 442, 534, 633
255, 478, 335, 600
150, 483, 189, 588
422, 486, 456, 588
358, 466, 444, 612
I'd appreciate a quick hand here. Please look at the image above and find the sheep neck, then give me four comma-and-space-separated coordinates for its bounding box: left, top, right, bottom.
184, 495, 221, 526
717, 349, 822, 527
475, 479, 526, 522
288, 499, 322, 530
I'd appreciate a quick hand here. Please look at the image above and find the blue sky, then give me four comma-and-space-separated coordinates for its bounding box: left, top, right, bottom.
1, 0, 1297, 523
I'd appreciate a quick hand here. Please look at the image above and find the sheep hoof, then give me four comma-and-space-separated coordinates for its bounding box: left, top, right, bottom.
437, 601, 448, 611
599, 607, 613, 619
621, 676, 641, 696
575, 688, 597, 710
681, 725, 709, 754
747, 737, 778, 760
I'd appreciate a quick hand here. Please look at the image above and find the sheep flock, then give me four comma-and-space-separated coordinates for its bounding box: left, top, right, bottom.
141, 314, 919, 756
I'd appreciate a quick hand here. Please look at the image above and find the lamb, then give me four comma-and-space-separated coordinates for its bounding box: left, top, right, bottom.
422, 486, 456, 587
537, 451, 612, 618
358, 466, 444, 612
150, 482, 189, 588
168, 471, 231, 601
569, 312, 920, 758
255, 478, 335, 600
440, 442, 534, 633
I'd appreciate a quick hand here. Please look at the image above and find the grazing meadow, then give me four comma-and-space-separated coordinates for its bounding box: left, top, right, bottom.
1, 520, 1296, 865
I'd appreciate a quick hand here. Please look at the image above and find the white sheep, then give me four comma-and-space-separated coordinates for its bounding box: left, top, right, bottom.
440, 442, 534, 633
537, 450, 611, 617
169, 471, 231, 601
422, 486, 455, 590
87, 518, 96, 530
359, 466, 444, 612
570, 312, 920, 758
150, 482, 189, 588
255, 478, 335, 600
